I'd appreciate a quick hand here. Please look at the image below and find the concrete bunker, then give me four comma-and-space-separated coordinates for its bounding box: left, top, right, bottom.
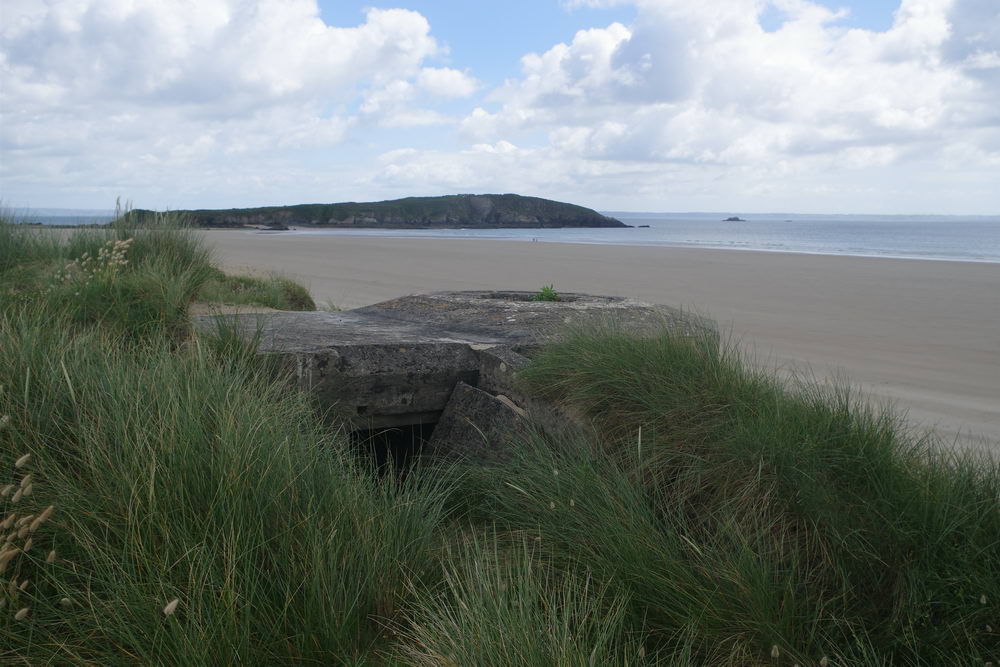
194, 290, 709, 468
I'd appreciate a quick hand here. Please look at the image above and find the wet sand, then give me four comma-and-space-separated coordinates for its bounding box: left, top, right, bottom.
204, 230, 1000, 453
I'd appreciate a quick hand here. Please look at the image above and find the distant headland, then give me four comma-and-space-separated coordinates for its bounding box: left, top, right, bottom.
127, 194, 629, 230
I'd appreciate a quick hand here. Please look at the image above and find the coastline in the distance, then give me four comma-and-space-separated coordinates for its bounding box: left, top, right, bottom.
125, 193, 630, 230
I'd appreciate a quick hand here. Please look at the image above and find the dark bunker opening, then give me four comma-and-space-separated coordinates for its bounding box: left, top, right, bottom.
350, 422, 436, 476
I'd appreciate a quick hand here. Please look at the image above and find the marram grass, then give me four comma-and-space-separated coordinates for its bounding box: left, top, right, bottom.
0, 308, 451, 664
472, 321, 1000, 665
2, 213, 998, 665
1, 216, 450, 663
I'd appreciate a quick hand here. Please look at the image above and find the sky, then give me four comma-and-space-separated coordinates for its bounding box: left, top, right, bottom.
1, 0, 998, 214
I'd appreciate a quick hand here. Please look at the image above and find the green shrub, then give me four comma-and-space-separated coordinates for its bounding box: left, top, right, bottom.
530, 284, 559, 302
197, 273, 316, 311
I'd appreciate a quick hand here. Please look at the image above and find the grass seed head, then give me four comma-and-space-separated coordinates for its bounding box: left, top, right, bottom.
819, 658, 830, 667
11, 488, 22, 503
14, 453, 31, 468
46, 549, 56, 563
22, 484, 32, 497
59, 597, 72, 607
163, 598, 180, 616
771, 645, 780, 659
14, 606, 29, 620
18, 474, 32, 488
22, 538, 32, 552
0, 484, 13, 498
0, 547, 17, 572
1, 514, 14, 530
980, 594, 987, 604
0, 414, 9, 429
18, 578, 28, 591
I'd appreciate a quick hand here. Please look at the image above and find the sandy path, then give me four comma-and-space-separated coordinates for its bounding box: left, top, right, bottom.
204, 230, 1000, 453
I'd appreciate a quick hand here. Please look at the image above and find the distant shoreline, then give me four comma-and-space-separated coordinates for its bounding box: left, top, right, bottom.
220, 223, 1000, 265
31, 221, 1000, 264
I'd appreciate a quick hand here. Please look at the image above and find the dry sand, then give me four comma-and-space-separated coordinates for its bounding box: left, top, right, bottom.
204, 230, 1000, 453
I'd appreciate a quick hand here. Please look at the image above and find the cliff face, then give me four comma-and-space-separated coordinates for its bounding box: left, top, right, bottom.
130, 194, 628, 229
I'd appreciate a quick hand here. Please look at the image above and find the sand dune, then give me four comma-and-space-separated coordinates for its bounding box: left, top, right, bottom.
205, 230, 1000, 453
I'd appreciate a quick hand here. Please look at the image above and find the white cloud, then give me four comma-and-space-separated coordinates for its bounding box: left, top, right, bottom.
358, 69, 479, 128
0, 0, 449, 205
1, 2, 441, 111
2, 0, 998, 212
439, 0, 999, 211
417, 67, 479, 98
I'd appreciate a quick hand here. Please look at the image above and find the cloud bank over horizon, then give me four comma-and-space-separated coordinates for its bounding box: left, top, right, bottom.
1, 0, 998, 213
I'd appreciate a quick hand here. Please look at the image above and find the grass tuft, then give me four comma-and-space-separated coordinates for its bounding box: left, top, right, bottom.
477, 320, 1000, 664
197, 271, 317, 311
0, 308, 450, 662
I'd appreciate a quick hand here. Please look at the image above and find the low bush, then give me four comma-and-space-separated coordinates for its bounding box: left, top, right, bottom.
530, 284, 559, 302
197, 272, 316, 311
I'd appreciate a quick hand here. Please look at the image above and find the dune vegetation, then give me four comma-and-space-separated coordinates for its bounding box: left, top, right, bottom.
1, 214, 997, 665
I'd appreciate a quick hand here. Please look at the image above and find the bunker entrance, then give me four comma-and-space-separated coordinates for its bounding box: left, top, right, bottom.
350, 421, 436, 476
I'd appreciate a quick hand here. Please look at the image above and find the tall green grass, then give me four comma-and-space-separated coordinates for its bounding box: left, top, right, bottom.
0, 216, 452, 663
392, 530, 645, 666
1, 211, 216, 336
442, 322, 999, 665
0, 311, 451, 663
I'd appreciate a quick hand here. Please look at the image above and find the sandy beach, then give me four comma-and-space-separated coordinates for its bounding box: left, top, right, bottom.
204, 230, 1000, 453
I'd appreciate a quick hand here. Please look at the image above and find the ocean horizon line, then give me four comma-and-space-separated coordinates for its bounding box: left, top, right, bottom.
8, 207, 1000, 221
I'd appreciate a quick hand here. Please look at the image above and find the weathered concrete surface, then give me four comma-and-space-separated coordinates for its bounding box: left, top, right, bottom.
350, 290, 706, 351
193, 291, 709, 431
425, 382, 529, 464
476, 346, 531, 397
298, 342, 479, 426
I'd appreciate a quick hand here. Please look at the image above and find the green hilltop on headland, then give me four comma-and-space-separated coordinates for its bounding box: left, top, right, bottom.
128, 193, 629, 230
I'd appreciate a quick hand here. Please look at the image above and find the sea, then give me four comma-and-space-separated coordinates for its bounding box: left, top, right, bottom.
28, 212, 1000, 264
